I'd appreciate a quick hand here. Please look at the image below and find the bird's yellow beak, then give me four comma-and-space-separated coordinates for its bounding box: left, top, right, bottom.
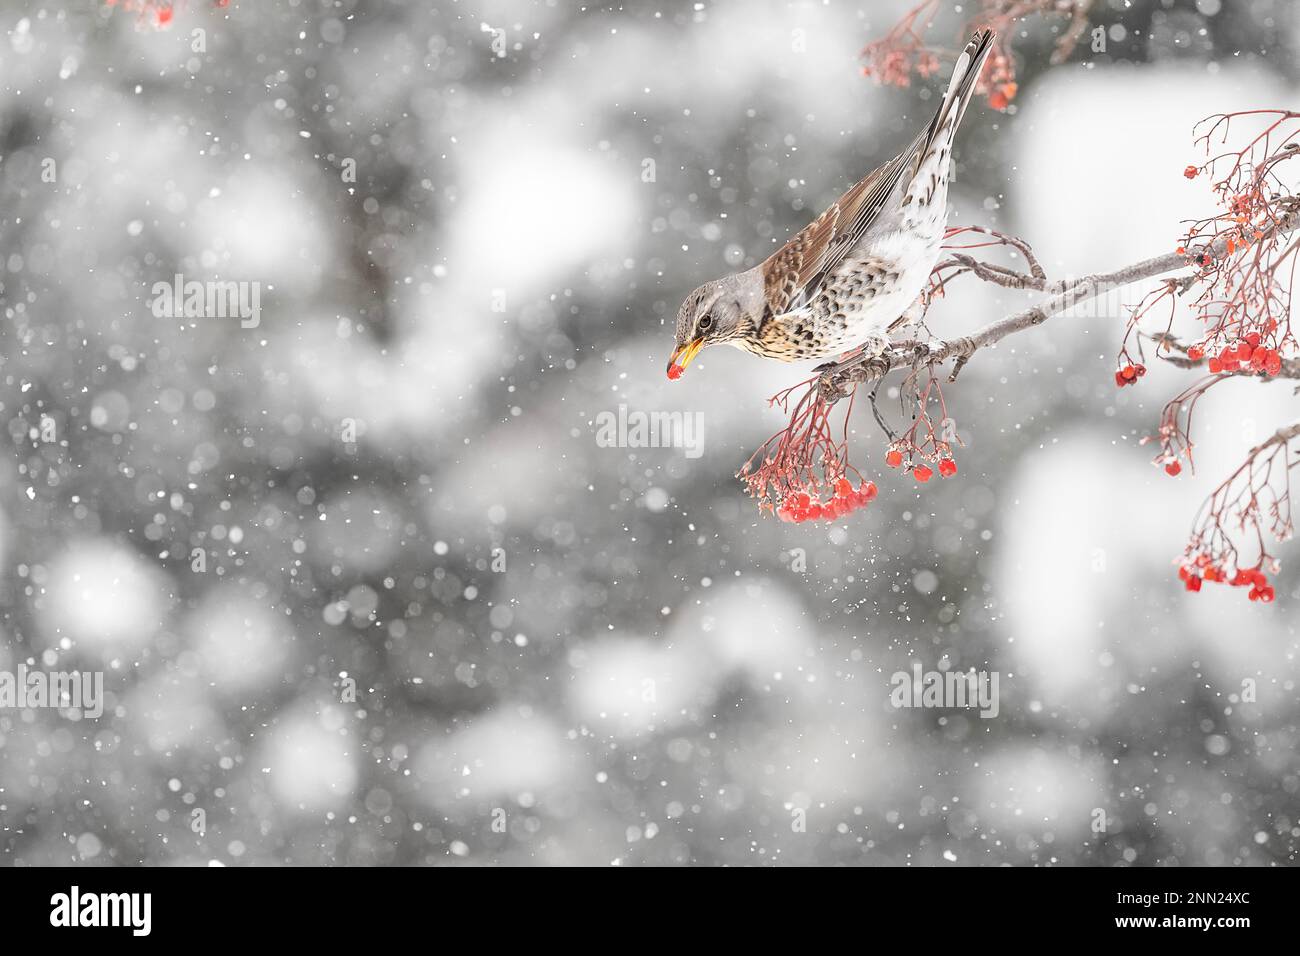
666, 337, 704, 380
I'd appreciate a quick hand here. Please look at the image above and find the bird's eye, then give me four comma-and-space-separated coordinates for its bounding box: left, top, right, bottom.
697, 313, 714, 333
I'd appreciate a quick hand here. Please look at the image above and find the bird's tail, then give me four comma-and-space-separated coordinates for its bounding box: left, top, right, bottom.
895, 29, 993, 218
921, 29, 995, 156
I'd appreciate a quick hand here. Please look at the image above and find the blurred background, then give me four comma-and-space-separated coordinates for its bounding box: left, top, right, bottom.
1, 0, 1297, 866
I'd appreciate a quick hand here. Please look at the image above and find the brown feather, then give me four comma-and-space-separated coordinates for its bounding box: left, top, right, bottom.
758, 29, 995, 325
760, 143, 919, 319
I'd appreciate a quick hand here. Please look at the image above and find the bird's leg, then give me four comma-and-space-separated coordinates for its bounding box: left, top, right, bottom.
816, 335, 892, 406
886, 293, 928, 337
812, 347, 862, 376
813, 333, 889, 376
855, 333, 889, 364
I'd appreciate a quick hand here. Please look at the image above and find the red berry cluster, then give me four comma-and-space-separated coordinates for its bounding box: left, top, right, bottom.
987, 82, 1018, 111
981, 47, 1017, 111
885, 447, 958, 482
1188, 333, 1284, 376
1179, 563, 1276, 602
105, 0, 230, 28
1114, 363, 1146, 388
776, 478, 877, 523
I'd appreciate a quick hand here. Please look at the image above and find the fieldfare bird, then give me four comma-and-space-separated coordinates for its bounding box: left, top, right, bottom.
667, 29, 995, 380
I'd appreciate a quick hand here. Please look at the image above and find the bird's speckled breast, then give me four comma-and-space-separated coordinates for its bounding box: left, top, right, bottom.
748, 224, 945, 361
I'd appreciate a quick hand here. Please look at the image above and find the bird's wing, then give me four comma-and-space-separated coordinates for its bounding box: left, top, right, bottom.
760, 30, 995, 319
760, 140, 920, 317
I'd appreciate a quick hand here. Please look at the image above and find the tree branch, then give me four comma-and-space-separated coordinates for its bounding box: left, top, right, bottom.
819, 204, 1300, 399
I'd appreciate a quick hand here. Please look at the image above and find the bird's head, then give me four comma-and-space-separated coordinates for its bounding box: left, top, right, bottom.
667, 273, 754, 380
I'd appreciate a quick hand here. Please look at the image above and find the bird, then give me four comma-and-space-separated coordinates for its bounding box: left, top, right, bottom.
667, 29, 995, 380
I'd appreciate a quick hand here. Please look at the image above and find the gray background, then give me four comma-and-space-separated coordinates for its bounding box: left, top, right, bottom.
0, 0, 1297, 866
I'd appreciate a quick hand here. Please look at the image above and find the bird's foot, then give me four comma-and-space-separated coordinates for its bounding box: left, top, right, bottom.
817, 353, 891, 404
857, 333, 889, 362
813, 334, 887, 376
887, 336, 944, 366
